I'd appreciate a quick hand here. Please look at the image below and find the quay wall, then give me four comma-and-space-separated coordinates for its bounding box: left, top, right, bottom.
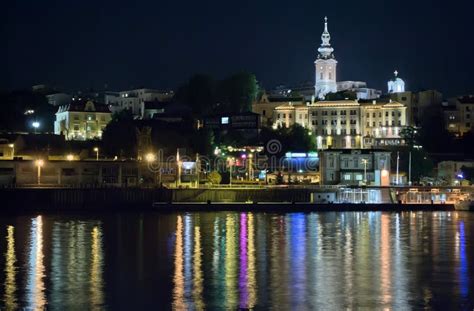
0, 187, 454, 212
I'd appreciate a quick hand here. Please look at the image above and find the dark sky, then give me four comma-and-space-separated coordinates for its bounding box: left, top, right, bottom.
3, 0, 474, 97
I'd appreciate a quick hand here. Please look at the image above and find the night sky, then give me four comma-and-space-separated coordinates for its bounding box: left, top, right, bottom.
3, 0, 474, 97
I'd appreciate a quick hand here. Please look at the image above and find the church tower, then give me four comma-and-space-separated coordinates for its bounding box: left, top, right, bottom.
315, 17, 338, 99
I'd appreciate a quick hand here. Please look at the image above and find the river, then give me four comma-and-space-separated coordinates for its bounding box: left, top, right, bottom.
0, 211, 473, 310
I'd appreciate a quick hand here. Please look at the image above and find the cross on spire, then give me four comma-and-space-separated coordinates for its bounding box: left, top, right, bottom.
394, 70, 398, 77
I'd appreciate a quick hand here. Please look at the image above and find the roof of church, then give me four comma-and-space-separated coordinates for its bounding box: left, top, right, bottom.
56, 100, 111, 113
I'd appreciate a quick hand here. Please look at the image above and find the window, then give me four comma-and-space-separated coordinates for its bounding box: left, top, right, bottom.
467, 123, 471, 128
322, 111, 328, 116
379, 112, 382, 117
329, 72, 332, 80
355, 174, 363, 181
366, 122, 370, 127
331, 111, 337, 116
398, 111, 401, 117
277, 113, 280, 119
320, 72, 323, 80
402, 96, 407, 101
340, 111, 347, 116
350, 110, 357, 115
263, 110, 266, 116
385, 111, 389, 117
344, 174, 351, 181
354, 159, 359, 168
385, 121, 389, 126
373, 121, 376, 127
344, 159, 349, 167
312, 120, 315, 125
283, 114, 286, 118
391, 111, 395, 117
398, 120, 401, 126
350, 129, 357, 135
392, 120, 395, 126
366, 113, 369, 118
467, 114, 471, 119
74, 125, 79, 131
289, 114, 292, 119
299, 114, 302, 119
372, 112, 376, 118
221, 117, 229, 124
331, 120, 337, 125
341, 129, 346, 135
341, 120, 347, 125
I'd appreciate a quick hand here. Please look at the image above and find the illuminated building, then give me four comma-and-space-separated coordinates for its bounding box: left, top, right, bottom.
360, 100, 407, 147
54, 100, 112, 140
252, 91, 304, 127
319, 149, 391, 185
315, 17, 338, 99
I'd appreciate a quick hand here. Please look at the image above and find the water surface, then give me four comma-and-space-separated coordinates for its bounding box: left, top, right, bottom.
0, 211, 473, 310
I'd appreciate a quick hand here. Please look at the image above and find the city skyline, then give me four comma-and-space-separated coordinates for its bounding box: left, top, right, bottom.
3, 0, 474, 96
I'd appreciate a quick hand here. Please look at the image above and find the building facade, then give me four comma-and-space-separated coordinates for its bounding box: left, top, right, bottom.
269, 98, 407, 150
105, 88, 174, 118
54, 100, 112, 141
337, 81, 381, 100
443, 96, 474, 136
319, 149, 391, 186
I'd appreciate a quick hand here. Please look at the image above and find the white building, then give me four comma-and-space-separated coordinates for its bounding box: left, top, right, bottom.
337, 81, 381, 100
54, 100, 112, 141
315, 17, 338, 99
319, 149, 391, 186
46, 93, 72, 106
105, 88, 174, 118
387, 70, 405, 93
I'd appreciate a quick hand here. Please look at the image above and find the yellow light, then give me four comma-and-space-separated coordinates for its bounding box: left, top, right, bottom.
8, 144, 14, 148
145, 153, 156, 162
35, 159, 44, 167
66, 154, 74, 161
93, 147, 99, 152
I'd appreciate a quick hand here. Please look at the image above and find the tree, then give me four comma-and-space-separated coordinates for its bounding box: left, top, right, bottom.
400, 126, 419, 148
208, 171, 222, 185
325, 90, 357, 101
102, 115, 137, 157
174, 74, 216, 117
217, 72, 259, 113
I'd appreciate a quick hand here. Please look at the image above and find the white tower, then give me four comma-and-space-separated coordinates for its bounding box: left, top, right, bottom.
315, 17, 338, 99
387, 70, 405, 93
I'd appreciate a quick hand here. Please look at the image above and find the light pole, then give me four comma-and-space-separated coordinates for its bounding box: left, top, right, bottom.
228, 157, 234, 186
362, 159, 368, 184
93, 147, 99, 161
396, 151, 400, 185
8, 144, 14, 159
145, 153, 157, 185
35, 159, 44, 185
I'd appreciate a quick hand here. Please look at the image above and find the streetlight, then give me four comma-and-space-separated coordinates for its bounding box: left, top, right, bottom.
66, 154, 74, 161
362, 159, 368, 184
93, 147, 99, 161
32, 121, 40, 134
35, 159, 44, 185
8, 144, 14, 159
145, 153, 156, 162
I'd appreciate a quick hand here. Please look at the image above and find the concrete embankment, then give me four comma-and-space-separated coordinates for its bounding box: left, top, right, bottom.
0, 187, 456, 212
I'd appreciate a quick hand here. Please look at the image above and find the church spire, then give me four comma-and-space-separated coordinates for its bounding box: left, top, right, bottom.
318, 16, 334, 59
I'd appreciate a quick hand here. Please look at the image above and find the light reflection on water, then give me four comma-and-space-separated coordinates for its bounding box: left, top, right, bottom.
0, 211, 472, 309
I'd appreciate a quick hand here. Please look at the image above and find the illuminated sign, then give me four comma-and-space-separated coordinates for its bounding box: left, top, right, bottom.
221, 117, 229, 124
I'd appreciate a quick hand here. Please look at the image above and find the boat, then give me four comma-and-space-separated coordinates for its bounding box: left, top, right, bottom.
454, 194, 474, 211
